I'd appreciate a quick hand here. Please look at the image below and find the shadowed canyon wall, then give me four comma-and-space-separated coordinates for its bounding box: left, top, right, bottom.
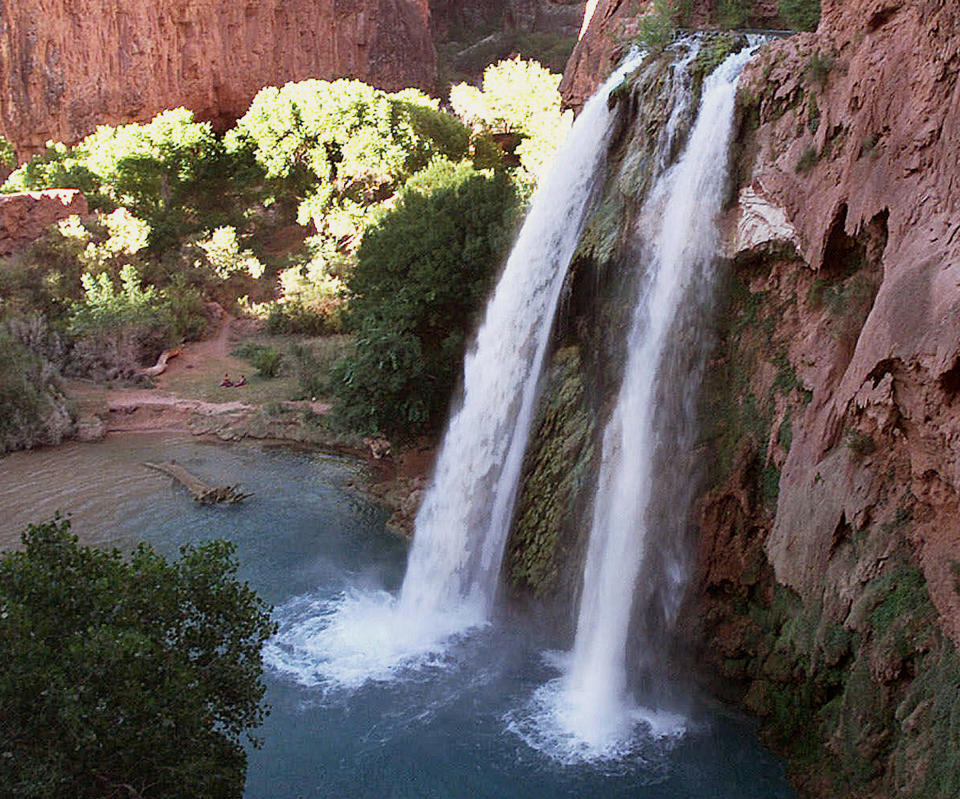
0, 0, 436, 156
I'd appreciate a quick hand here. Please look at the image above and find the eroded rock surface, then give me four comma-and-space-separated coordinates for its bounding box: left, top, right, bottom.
0, 0, 436, 156
0, 190, 88, 255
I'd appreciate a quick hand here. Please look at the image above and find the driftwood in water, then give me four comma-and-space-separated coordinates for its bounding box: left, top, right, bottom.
144, 461, 253, 505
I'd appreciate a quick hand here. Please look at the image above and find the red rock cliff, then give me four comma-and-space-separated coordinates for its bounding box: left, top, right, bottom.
0, 0, 436, 156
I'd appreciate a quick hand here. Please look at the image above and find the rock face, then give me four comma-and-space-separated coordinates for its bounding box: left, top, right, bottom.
0, 191, 88, 255
507, 1, 960, 795
0, 0, 436, 156
688, 1, 960, 796
430, 0, 586, 37
560, 0, 782, 108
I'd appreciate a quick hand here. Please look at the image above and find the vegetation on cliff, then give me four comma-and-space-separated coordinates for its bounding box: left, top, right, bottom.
0, 517, 275, 798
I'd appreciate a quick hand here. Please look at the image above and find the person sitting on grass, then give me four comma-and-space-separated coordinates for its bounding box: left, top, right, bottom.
234, 375, 247, 387
220, 373, 233, 387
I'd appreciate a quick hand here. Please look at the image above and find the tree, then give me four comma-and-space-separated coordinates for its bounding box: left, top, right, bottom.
226, 80, 471, 254
333, 158, 519, 435
450, 57, 572, 180
3, 109, 234, 251
0, 518, 276, 799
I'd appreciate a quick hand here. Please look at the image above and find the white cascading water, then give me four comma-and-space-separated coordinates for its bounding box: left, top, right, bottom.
396, 50, 645, 625
515, 45, 759, 760
264, 51, 644, 689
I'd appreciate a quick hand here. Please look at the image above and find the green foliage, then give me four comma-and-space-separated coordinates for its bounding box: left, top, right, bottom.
288, 336, 354, 399
227, 80, 471, 254
0, 517, 276, 798
70, 264, 160, 333
233, 342, 284, 379
806, 51, 834, 84
267, 256, 346, 335
0, 326, 73, 454
509, 347, 595, 596
633, 0, 693, 52
795, 145, 819, 173
779, 0, 821, 31
843, 428, 877, 458
450, 57, 571, 180
333, 158, 519, 435
4, 109, 231, 251
198, 226, 264, 280
717, 0, 751, 28
0, 136, 16, 169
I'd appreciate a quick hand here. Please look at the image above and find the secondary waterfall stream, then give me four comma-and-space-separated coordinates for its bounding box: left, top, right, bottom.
515, 45, 760, 761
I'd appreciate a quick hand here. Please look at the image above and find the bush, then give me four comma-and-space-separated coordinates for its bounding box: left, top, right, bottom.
0, 518, 276, 799
289, 336, 354, 399
333, 158, 519, 435
779, 0, 821, 31
66, 263, 206, 378
0, 325, 73, 453
233, 342, 283, 378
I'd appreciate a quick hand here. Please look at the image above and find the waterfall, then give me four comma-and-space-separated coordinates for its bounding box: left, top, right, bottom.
265, 51, 646, 689
515, 45, 759, 760
397, 50, 645, 626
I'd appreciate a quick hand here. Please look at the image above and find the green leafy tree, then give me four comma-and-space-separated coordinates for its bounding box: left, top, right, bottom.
0, 518, 276, 799
450, 57, 572, 180
226, 80, 471, 254
779, 0, 821, 31
333, 158, 519, 435
3, 109, 233, 250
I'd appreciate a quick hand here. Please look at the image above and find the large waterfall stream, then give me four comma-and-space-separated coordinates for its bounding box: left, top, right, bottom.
516, 45, 760, 762
0, 37, 802, 798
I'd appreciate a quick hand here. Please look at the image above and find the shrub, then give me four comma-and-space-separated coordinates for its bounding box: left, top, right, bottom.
233, 342, 283, 379
779, 0, 821, 31
0, 518, 275, 799
66, 264, 206, 378
717, 0, 751, 28
333, 158, 519, 435
289, 336, 354, 399
0, 325, 73, 453
796, 145, 819, 173
266, 256, 347, 335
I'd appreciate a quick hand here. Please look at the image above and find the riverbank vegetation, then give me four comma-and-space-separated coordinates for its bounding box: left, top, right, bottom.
0, 58, 570, 450
0, 517, 275, 798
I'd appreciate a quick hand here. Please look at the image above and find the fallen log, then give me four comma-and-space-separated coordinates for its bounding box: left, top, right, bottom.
144, 461, 253, 504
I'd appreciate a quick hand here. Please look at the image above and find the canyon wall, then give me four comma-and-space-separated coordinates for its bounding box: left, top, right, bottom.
430, 0, 586, 37
508, 0, 960, 796
0, 0, 436, 156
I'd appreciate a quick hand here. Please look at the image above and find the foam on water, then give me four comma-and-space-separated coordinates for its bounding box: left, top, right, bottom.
264, 588, 486, 691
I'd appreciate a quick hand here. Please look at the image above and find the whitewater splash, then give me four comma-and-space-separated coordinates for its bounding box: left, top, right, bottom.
522, 44, 759, 760
266, 52, 644, 690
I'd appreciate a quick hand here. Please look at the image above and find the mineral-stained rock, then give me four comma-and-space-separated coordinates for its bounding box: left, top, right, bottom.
0, 190, 88, 256
0, 0, 436, 156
